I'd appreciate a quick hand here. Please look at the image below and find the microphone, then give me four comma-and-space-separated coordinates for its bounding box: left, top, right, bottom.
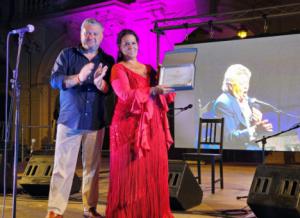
173, 104, 193, 111
10, 24, 35, 34
183, 104, 193, 110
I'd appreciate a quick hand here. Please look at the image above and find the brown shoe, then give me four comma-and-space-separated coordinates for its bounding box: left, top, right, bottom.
83, 207, 103, 218
45, 211, 63, 218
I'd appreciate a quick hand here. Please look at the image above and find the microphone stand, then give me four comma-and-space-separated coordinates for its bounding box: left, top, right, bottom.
255, 123, 300, 164
236, 124, 300, 201
11, 32, 25, 218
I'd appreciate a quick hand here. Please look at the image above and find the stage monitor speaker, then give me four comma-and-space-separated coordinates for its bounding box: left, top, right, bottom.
19, 151, 81, 196
248, 164, 300, 218
168, 160, 202, 210
0, 153, 13, 193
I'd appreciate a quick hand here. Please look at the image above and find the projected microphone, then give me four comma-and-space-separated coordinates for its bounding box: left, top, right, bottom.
249, 97, 282, 113
249, 98, 272, 107
10, 24, 35, 34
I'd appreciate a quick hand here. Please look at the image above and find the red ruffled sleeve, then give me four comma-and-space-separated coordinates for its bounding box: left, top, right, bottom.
158, 94, 176, 149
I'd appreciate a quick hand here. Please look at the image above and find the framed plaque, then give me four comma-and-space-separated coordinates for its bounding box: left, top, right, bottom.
159, 47, 197, 91
159, 63, 195, 90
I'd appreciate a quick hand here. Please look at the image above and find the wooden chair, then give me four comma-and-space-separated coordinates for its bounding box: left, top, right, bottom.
182, 117, 224, 194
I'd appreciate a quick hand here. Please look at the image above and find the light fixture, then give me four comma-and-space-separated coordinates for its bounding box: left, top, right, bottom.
237, 26, 248, 39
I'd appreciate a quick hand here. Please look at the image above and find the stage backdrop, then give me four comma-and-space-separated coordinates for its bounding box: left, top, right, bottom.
173, 33, 300, 151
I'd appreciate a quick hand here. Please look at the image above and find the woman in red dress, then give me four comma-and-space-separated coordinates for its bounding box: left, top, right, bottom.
106, 29, 175, 218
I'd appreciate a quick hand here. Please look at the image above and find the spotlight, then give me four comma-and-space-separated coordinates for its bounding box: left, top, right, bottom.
237, 26, 248, 39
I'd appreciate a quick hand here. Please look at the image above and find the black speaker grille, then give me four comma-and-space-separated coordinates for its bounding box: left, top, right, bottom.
248, 164, 300, 218
168, 160, 202, 210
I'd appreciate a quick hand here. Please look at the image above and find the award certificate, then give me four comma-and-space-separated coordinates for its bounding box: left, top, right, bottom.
159, 63, 195, 90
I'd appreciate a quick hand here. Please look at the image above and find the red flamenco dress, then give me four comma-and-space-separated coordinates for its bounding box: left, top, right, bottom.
106, 63, 175, 218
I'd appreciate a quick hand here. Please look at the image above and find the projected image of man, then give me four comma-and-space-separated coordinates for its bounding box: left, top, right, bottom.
212, 64, 273, 150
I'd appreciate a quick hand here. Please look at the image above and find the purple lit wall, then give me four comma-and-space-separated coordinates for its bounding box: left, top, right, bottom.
55, 0, 208, 68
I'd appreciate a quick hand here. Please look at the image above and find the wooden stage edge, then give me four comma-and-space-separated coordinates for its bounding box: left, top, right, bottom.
8, 152, 300, 218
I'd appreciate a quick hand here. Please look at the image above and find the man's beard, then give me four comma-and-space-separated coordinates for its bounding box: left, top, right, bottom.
83, 41, 98, 53
83, 46, 98, 53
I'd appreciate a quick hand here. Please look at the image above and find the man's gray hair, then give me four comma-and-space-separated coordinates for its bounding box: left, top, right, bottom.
81, 18, 103, 31
222, 64, 251, 92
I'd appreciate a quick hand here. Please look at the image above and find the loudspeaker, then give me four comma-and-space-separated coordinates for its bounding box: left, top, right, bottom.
168, 160, 202, 210
248, 164, 300, 218
0, 153, 13, 193
19, 151, 81, 196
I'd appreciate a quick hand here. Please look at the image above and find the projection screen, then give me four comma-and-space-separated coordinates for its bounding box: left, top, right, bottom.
173, 33, 300, 151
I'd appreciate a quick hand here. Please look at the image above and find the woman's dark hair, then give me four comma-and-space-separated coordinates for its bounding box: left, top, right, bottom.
117, 29, 139, 62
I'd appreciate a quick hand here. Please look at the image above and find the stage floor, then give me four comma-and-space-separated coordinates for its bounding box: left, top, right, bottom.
0, 158, 258, 218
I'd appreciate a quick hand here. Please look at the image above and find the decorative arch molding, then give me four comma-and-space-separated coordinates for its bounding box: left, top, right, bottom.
36, 33, 73, 85
33, 31, 73, 145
